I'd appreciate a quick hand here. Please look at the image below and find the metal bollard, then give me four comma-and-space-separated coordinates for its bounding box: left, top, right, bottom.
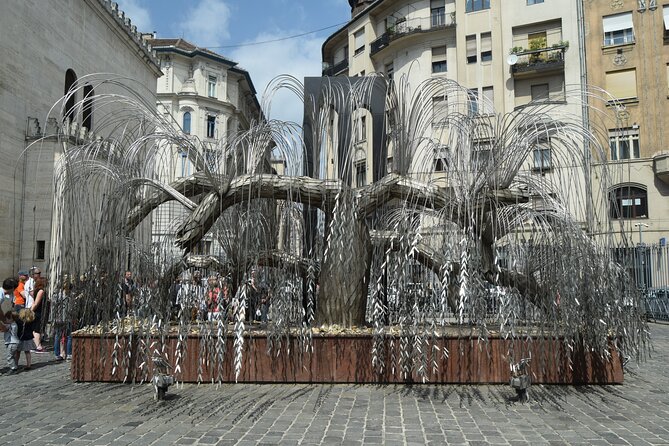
510, 357, 531, 403
152, 354, 174, 401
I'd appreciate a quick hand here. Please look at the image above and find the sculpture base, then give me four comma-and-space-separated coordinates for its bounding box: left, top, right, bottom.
71, 330, 623, 384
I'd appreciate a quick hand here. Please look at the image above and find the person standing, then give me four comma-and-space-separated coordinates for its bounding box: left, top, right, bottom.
121, 271, 136, 316
52, 279, 73, 360
1, 278, 17, 304
259, 282, 271, 325
246, 269, 260, 323
30, 277, 47, 353
24, 268, 40, 304
16, 308, 36, 369
14, 271, 28, 310
1, 301, 19, 373
206, 275, 221, 321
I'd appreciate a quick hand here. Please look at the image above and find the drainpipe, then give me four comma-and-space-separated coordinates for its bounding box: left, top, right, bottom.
15, 121, 30, 273
577, 0, 594, 234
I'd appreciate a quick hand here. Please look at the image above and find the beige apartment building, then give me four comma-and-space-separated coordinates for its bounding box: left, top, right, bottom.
321, 0, 669, 290
583, 0, 669, 289
322, 0, 586, 212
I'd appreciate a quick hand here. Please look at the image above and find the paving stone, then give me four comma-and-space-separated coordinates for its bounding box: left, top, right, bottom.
3, 324, 669, 445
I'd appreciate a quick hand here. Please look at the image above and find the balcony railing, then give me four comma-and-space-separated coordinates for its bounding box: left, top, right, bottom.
370, 13, 456, 56
322, 58, 349, 76
510, 45, 567, 76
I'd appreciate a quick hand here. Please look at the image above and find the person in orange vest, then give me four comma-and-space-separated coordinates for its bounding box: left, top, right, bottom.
14, 271, 29, 310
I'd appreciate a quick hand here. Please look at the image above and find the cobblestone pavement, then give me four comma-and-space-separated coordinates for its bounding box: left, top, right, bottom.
1, 324, 668, 446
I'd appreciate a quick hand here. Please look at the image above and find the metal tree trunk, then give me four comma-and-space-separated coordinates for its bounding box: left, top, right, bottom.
316, 220, 371, 327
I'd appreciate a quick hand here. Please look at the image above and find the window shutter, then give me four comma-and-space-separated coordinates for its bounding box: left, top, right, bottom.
466, 35, 477, 58
603, 12, 633, 33
606, 69, 637, 99
480, 33, 492, 53
354, 29, 365, 51
432, 45, 447, 60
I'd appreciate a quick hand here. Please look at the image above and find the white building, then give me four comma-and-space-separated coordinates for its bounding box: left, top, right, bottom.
0, 0, 161, 277
146, 38, 263, 255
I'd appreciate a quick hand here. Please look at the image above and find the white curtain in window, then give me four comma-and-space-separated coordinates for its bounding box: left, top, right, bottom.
480, 32, 492, 53
466, 35, 477, 58
482, 87, 494, 114
603, 12, 633, 33
663, 6, 669, 30
355, 29, 365, 50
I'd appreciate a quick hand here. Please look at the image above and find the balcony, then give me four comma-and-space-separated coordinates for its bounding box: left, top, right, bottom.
510, 44, 567, 79
654, 152, 669, 185
322, 58, 349, 77
370, 13, 456, 57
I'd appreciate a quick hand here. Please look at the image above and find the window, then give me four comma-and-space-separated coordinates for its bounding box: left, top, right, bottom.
531, 84, 550, 101
480, 32, 492, 62
64, 69, 77, 123
82, 84, 94, 130
527, 0, 544, 4
481, 86, 494, 114
385, 15, 397, 31
35, 240, 45, 261
467, 89, 479, 116
204, 149, 219, 170
664, 6, 669, 38
466, 35, 477, 63
605, 69, 637, 100
354, 28, 365, 55
355, 116, 367, 142
434, 145, 449, 171
207, 115, 216, 139
432, 46, 447, 73
466, 0, 490, 13
432, 95, 448, 124
431, 0, 446, 27
355, 161, 367, 187
192, 240, 212, 255
532, 139, 552, 172
183, 111, 192, 134
334, 45, 348, 64
528, 31, 547, 59
473, 139, 492, 169
609, 127, 640, 160
603, 12, 634, 46
386, 63, 394, 80
208, 76, 217, 97
180, 151, 190, 177
609, 185, 648, 219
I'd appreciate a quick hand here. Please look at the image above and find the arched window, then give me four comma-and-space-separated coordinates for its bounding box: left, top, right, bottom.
64, 69, 77, 123
183, 111, 191, 134
82, 84, 94, 130
609, 185, 648, 219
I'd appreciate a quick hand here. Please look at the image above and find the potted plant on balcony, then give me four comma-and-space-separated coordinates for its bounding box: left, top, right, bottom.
529, 36, 547, 63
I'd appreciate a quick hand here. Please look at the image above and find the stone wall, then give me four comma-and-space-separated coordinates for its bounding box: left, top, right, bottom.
0, 0, 160, 277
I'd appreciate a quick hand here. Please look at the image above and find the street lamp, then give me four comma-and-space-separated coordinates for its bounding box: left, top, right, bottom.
634, 223, 649, 291
634, 222, 649, 245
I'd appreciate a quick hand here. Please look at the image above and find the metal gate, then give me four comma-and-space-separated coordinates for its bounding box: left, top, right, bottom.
636, 242, 669, 321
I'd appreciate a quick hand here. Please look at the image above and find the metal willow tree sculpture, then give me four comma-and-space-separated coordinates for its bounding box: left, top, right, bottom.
47, 73, 648, 383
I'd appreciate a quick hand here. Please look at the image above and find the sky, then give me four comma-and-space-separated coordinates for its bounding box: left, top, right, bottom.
116, 0, 353, 123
